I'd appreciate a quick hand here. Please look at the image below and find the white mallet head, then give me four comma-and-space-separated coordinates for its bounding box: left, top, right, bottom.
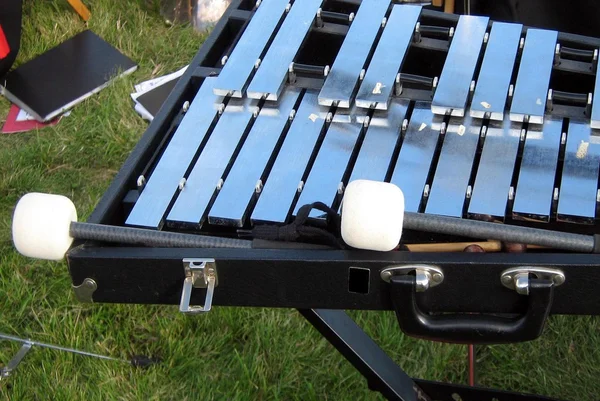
12, 193, 77, 260
341, 180, 404, 252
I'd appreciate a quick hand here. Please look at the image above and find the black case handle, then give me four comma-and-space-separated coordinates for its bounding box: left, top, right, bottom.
389, 276, 555, 345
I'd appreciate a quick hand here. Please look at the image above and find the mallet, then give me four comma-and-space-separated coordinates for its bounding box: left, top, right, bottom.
340, 180, 600, 252
12, 193, 252, 261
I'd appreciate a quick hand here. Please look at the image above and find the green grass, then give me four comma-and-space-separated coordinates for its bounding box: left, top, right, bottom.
1, 1, 600, 399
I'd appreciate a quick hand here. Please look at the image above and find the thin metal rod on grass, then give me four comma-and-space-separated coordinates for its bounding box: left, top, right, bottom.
0, 332, 128, 364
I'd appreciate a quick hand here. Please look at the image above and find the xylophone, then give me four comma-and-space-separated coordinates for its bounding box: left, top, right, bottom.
11, 1, 600, 399
18, 0, 600, 326
11, 0, 600, 325
122, 1, 600, 237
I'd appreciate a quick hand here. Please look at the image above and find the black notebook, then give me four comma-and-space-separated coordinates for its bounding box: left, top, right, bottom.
1, 30, 137, 121
136, 77, 180, 119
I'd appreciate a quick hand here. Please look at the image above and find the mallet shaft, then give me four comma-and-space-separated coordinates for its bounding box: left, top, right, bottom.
404, 212, 595, 253
70, 222, 252, 249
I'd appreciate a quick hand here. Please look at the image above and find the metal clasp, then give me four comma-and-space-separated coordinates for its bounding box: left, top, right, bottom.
179, 258, 218, 314
380, 264, 444, 292
501, 267, 565, 295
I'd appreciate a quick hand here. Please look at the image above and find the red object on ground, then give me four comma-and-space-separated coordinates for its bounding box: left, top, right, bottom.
2, 104, 61, 134
0, 25, 10, 59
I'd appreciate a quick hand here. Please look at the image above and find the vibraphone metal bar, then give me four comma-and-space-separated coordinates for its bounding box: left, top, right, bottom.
425, 114, 482, 217
512, 117, 563, 222
246, 0, 322, 101
467, 116, 521, 221
430, 15, 488, 117
557, 120, 600, 223
355, 5, 421, 110
509, 29, 557, 124
317, 0, 390, 107
469, 22, 522, 120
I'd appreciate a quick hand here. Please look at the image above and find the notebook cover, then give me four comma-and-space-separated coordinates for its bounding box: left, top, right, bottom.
135, 77, 179, 118
1, 30, 137, 121
2, 104, 60, 134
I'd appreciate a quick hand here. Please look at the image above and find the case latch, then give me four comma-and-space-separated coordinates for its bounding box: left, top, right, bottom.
179, 258, 218, 314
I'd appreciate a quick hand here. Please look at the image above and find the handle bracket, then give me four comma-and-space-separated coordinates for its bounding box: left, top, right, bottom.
501, 267, 565, 295
380, 264, 444, 292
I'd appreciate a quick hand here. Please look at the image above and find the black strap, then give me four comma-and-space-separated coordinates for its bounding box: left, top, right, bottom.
250, 202, 345, 249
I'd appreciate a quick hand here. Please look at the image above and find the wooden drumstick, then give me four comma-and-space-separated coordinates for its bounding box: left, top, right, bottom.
406, 241, 501, 253
405, 241, 546, 253
444, 0, 455, 13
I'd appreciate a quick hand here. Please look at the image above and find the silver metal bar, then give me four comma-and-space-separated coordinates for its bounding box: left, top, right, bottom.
512, 117, 563, 222
167, 96, 259, 226
425, 115, 482, 217
251, 91, 328, 224
509, 29, 557, 124
293, 107, 367, 217
349, 98, 409, 182
246, 0, 323, 101
557, 120, 600, 223
389, 101, 443, 212
431, 15, 489, 117
208, 88, 301, 226
213, 0, 290, 97
468, 116, 522, 221
470, 22, 522, 120
318, 0, 391, 108
0, 333, 125, 363
355, 5, 421, 110
126, 78, 222, 229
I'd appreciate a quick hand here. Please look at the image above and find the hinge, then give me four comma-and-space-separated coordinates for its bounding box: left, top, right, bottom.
72, 278, 97, 303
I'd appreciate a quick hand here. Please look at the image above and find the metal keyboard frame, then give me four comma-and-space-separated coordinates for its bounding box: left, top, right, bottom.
66, 2, 600, 400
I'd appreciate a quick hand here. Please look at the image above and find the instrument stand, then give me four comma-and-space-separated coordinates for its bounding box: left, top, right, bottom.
0, 332, 157, 379
0, 341, 32, 380
300, 309, 563, 401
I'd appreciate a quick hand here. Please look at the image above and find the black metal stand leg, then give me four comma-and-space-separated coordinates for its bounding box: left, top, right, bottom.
299, 309, 567, 401
298, 309, 428, 401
